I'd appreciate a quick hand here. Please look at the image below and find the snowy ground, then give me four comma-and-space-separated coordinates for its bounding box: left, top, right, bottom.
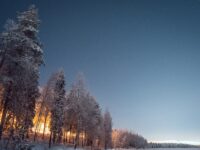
112, 149, 200, 150
31, 146, 200, 150
31, 144, 85, 150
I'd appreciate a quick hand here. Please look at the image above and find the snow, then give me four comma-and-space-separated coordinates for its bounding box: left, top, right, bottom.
50, 147, 82, 150
30, 146, 200, 150
31, 144, 45, 150
30, 144, 84, 150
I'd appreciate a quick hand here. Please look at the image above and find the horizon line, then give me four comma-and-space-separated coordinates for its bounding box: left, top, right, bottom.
149, 140, 200, 146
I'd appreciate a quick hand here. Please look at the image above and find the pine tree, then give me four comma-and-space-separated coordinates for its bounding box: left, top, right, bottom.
0, 19, 24, 139
0, 5, 44, 139
17, 5, 43, 67
15, 5, 43, 139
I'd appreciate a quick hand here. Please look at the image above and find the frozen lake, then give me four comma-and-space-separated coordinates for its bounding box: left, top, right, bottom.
112, 149, 200, 150
133, 149, 200, 150
31, 146, 200, 150
148, 149, 200, 150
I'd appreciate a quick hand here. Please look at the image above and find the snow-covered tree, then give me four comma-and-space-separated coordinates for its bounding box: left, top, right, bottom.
33, 72, 57, 141
0, 19, 22, 139
0, 5, 43, 140
103, 110, 112, 149
17, 5, 43, 67
14, 5, 43, 139
49, 70, 66, 146
10, 64, 40, 139
64, 74, 103, 148
83, 94, 102, 147
65, 74, 87, 149
112, 129, 147, 149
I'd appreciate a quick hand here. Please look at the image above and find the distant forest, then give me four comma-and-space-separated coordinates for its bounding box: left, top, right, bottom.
112, 129, 200, 149
148, 142, 200, 148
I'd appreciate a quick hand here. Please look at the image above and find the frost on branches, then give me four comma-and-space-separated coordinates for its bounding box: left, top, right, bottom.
65, 74, 103, 149
103, 110, 112, 149
49, 70, 66, 145
0, 5, 114, 150
0, 5, 44, 149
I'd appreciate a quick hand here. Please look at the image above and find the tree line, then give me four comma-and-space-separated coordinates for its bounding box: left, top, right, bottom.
112, 129, 148, 149
0, 5, 112, 150
147, 142, 200, 148
35, 71, 113, 150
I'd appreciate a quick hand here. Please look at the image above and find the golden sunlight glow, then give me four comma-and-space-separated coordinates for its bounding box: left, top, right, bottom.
72, 133, 76, 138
79, 132, 85, 139
67, 131, 70, 136
32, 101, 51, 135
32, 122, 50, 134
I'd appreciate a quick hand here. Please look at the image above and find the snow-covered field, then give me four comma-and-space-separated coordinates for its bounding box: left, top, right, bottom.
30, 144, 87, 150
143, 149, 200, 150
142, 149, 200, 150
118, 149, 200, 150
31, 147, 200, 150
112, 149, 200, 150
32, 145, 83, 150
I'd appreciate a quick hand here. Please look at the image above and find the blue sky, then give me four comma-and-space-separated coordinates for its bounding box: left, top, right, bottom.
1, 0, 200, 143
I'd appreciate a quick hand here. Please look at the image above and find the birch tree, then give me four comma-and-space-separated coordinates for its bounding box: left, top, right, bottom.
49, 70, 66, 146
103, 110, 112, 149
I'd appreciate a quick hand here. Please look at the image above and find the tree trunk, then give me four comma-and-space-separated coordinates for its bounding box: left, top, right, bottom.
82, 131, 85, 147
63, 131, 65, 144
5, 115, 14, 150
23, 108, 29, 140
0, 50, 7, 140
52, 131, 56, 144
33, 101, 44, 141
90, 140, 93, 150
57, 130, 62, 143
49, 131, 52, 148
42, 111, 48, 140
104, 143, 107, 150
74, 130, 79, 149
68, 127, 71, 143
26, 131, 29, 139
0, 81, 12, 140
0, 50, 6, 72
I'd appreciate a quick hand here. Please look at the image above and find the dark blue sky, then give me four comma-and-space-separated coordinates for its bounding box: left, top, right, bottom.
1, 0, 200, 143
